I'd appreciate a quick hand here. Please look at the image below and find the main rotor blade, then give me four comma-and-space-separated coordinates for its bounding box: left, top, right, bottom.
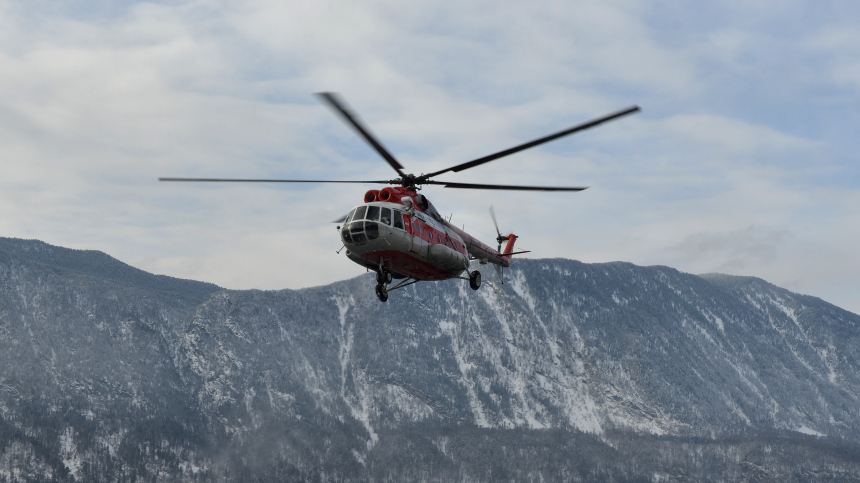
422, 105, 640, 179
426, 180, 588, 191
315, 92, 407, 178
159, 177, 393, 184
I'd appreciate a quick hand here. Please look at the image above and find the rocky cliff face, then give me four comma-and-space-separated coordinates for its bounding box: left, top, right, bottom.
0, 237, 858, 481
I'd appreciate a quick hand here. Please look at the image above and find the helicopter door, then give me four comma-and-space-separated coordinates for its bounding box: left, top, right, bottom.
402, 213, 418, 254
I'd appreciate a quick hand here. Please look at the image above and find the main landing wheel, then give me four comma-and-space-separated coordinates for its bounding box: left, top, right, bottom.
469, 270, 482, 291
375, 283, 389, 302
376, 270, 393, 285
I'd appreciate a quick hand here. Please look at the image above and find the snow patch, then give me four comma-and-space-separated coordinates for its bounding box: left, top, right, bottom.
508, 269, 536, 313
796, 426, 825, 437
333, 295, 378, 447
440, 310, 489, 427
59, 427, 82, 480
352, 449, 366, 466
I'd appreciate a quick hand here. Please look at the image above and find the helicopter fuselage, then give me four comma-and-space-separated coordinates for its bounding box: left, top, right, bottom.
340, 187, 516, 282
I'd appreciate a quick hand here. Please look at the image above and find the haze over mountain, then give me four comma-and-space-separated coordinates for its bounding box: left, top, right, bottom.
0, 236, 858, 481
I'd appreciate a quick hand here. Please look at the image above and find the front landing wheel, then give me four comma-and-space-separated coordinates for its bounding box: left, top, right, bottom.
469, 270, 482, 291
376, 270, 393, 285
375, 283, 389, 302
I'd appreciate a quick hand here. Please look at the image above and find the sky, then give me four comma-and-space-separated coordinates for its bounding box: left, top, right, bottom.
0, 1, 858, 314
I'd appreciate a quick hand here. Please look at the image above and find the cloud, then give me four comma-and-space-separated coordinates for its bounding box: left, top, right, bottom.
664, 225, 790, 272
659, 114, 815, 156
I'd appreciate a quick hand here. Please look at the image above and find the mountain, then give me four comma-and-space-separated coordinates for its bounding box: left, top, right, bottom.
0, 237, 858, 481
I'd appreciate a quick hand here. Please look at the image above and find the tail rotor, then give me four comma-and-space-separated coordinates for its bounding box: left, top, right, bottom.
489, 205, 507, 253
489, 205, 514, 284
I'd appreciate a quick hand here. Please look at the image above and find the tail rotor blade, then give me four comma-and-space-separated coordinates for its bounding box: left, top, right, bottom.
489, 205, 501, 238
494, 264, 505, 284
489, 205, 505, 251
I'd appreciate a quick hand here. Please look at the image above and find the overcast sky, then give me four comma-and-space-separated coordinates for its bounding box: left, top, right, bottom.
1, 0, 858, 314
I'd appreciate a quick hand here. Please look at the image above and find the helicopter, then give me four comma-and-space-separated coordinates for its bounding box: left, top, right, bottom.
160, 92, 639, 302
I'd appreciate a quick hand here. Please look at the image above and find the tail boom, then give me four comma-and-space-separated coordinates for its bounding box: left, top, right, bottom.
444, 221, 519, 268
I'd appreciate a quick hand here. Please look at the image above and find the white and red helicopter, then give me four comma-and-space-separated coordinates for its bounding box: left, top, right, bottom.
161, 93, 639, 302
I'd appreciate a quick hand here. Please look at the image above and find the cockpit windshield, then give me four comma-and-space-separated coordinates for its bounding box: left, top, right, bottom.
353, 206, 367, 220
366, 206, 380, 221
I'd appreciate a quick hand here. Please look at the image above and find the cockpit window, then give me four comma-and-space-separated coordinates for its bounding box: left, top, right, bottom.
366, 206, 380, 221
393, 210, 404, 230
353, 206, 367, 220
345, 210, 354, 223
380, 208, 392, 226
365, 222, 379, 240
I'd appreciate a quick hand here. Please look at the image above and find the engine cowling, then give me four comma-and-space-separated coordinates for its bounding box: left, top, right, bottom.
414, 194, 430, 210
364, 190, 380, 203
378, 187, 398, 202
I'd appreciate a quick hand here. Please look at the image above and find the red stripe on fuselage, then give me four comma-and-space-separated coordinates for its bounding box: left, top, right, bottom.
358, 250, 456, 281
409, 217, 468, 256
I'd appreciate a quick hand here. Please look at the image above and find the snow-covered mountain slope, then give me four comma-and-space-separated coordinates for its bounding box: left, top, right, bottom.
0, 237, 858, 481
187, 259, 860, 440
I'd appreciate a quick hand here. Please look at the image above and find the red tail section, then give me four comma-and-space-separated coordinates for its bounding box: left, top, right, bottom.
501, 234, 518, 261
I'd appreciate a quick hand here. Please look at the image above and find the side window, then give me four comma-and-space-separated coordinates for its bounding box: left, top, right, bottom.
353, 206, 367, 220
366, 206, 380, 221
380, 208, 392, 226
427, 229, 433, 241
419, 225, 424, 237
393, 210, 404, 230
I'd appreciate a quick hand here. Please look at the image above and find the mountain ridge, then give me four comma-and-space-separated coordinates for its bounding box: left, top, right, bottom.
0, 236, 221, 305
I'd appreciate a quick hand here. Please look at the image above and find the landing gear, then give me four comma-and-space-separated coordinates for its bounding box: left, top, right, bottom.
469, 270, 482, 290
373, 276, 419, 302
376, 270, 393, 285
375, 283, 389, 302
375, 266, 392, 302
